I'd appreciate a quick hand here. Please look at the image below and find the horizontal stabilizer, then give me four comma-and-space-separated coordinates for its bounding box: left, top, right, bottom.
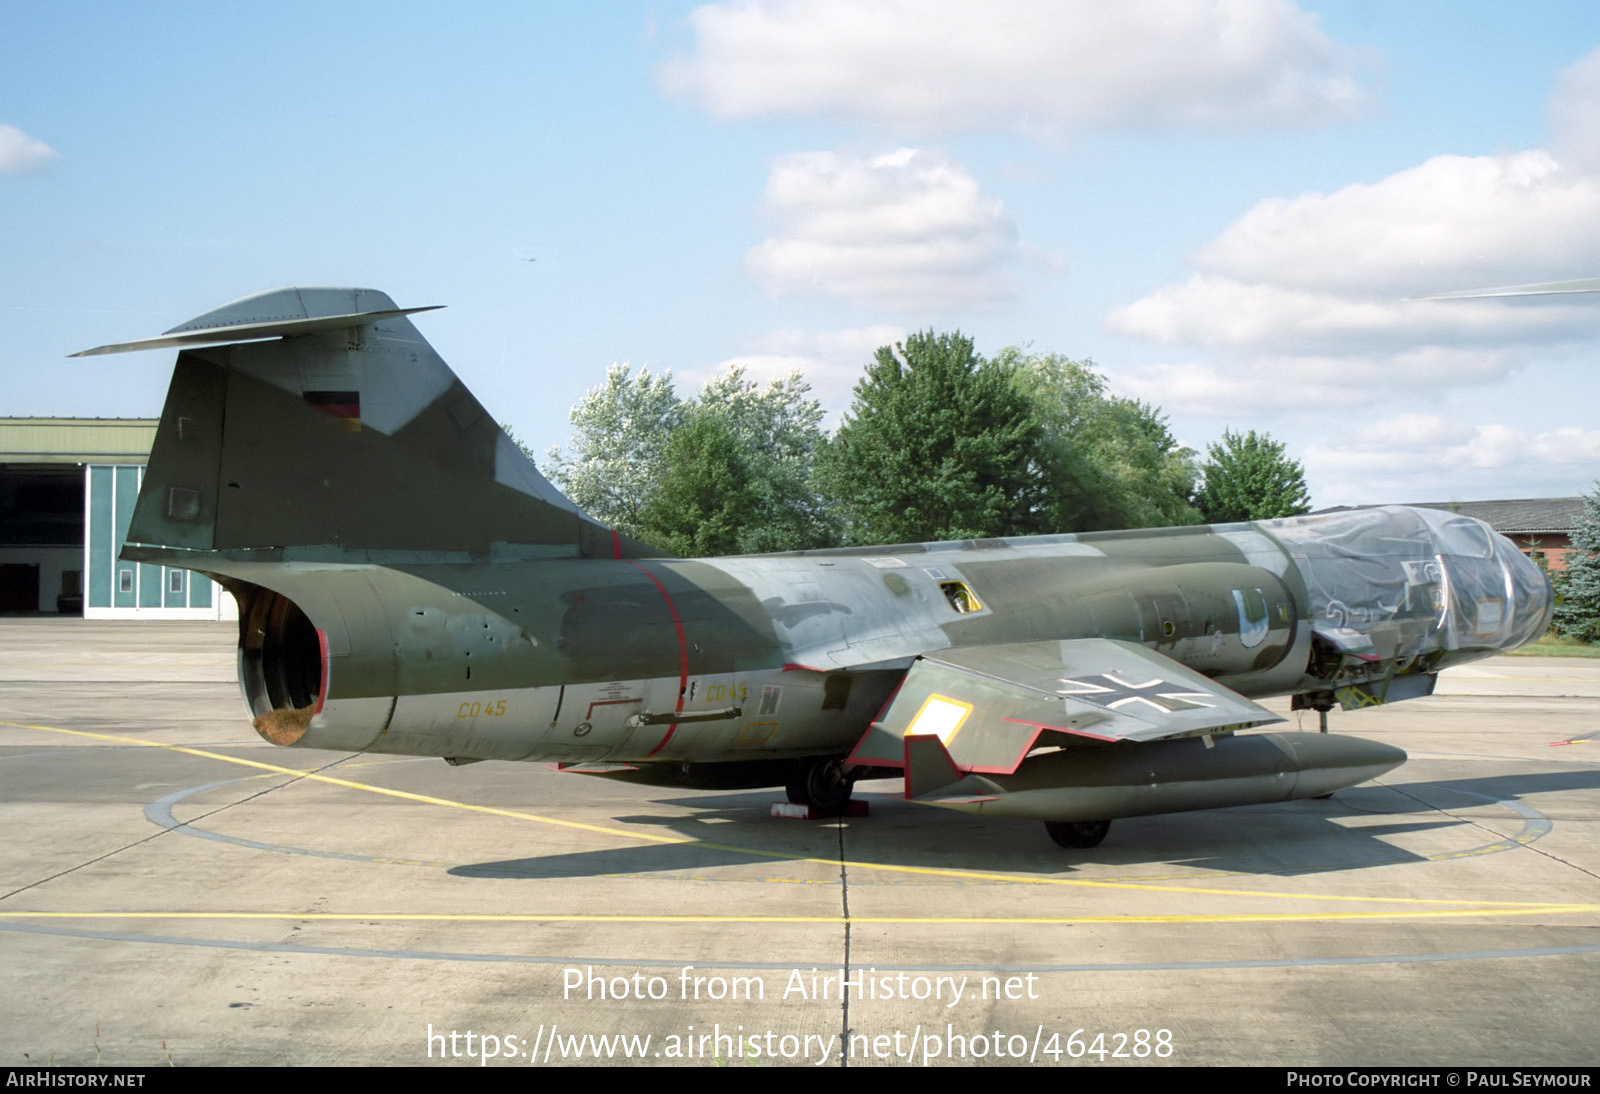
72, 306, 444, 357
91, 286, 662, 563
850, 637, 1283, 774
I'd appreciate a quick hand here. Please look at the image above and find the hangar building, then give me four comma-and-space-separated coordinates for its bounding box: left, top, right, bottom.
0, 418, 233, 620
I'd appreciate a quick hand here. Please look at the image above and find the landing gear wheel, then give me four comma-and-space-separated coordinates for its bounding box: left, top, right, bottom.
786, 759, 855, 815
1044, 819, 1111, 849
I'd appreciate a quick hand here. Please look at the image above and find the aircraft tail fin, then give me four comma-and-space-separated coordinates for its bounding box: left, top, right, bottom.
78, 287, 660, 564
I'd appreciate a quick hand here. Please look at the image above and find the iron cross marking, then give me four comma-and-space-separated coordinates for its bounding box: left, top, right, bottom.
1056, 672, 1213, 714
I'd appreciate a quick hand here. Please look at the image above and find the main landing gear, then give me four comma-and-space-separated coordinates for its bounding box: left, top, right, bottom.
786, 758, 857, 816
1043, 819, 1112, 849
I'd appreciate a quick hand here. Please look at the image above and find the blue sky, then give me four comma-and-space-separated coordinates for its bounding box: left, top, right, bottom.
5, 1, 1600, 508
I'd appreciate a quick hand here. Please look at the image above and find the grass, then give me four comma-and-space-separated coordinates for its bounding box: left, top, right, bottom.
1506, 635, 1600, 658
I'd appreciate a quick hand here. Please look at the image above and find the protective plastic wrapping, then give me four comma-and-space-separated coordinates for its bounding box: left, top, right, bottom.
1262, 506, 1551, 663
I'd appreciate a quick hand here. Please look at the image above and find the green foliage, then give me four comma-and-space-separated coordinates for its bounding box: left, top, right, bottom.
637, 369, 839, 555
636, 411, 758, 556
545, 364, 837, 555
542, 336, 1219, 555
1194, 428, 1312, 524
500, 422, 537, 462
1000, 348, 1201, 531
1551, 485, 1600, 643
1506, 635, 1600, 658
815, 331, 1047, 544
545, 364, 684, 536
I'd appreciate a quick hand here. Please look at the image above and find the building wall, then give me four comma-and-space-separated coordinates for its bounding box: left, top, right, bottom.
0, 419, 157, 464
1520, 536, 1572, 574
83, 464, 236, 621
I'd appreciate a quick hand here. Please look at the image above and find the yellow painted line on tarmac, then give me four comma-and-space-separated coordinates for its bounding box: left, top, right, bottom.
0, 718, 1580, 913
0, 719, 684, 843
2, 906, 1598, 926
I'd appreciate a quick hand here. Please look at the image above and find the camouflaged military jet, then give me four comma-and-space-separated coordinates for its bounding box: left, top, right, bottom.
76, 288, 1554, 848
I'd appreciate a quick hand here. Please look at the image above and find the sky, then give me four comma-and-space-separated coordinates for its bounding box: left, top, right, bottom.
4, 0, 1600, 509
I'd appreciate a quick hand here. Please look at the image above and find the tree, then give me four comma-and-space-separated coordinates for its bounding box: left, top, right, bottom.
998, 348, 1201, 531
544, 364, 685, 538
1552, 485, 1600, 643
635, 411, 759, 557
545, 364, 838, 554
637, 368, 840, 555
1194, 429, 1312, 524
816, 331, 1047, 545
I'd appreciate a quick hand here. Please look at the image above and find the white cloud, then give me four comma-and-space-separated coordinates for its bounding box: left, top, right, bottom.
0, 124, 61, 175
1118, 346, 1521, 416
1348, 412, 1460, 450
682, 324, 906, 421
745, 324, 909, 363
1529, 427, 1600, 466
1107, 274, 1594, 353
1118, 360, 1348, 415
1109, 47, 1600, 422
662, 0, 1371, 136
1303, 416, 1600, 505
1190, 151, 1600, 296
747, 148, 1020, 311
1341, 417, 1600, 475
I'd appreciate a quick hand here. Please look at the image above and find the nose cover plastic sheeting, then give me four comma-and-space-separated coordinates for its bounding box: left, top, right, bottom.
1260, 506, 1552, 663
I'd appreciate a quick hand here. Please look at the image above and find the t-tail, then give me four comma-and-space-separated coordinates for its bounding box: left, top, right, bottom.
76, 287, 655, 566
75, 287, 661, 739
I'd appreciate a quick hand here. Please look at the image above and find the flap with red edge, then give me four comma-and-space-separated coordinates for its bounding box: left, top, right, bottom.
847, 637, 1282, 775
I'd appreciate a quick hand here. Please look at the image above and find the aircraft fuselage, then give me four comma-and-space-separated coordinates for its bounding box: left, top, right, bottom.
225, 505, 1549, 773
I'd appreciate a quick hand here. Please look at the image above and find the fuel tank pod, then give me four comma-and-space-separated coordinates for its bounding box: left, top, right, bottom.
927, 731, 1406, 823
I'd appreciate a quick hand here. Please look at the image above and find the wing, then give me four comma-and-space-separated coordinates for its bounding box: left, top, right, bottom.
847, 637, 1283, 777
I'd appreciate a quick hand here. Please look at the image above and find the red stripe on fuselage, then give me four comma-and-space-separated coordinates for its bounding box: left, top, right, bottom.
844, 675, 908, 767
314, 628, 330, 715
622, 560, 689, 756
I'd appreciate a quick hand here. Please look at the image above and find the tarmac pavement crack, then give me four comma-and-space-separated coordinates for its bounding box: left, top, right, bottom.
0, 750, 361, 903
1510, 842, 1600, 886
1384, 781, 1600, 887
837, 819, 851, 1069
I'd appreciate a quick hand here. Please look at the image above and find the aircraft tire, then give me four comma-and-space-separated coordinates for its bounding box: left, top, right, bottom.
1044, 819, 1111, 849
786, 759, 854, 815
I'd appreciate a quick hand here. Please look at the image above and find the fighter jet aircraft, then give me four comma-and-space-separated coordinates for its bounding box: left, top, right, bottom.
75, 288, 1553, 848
